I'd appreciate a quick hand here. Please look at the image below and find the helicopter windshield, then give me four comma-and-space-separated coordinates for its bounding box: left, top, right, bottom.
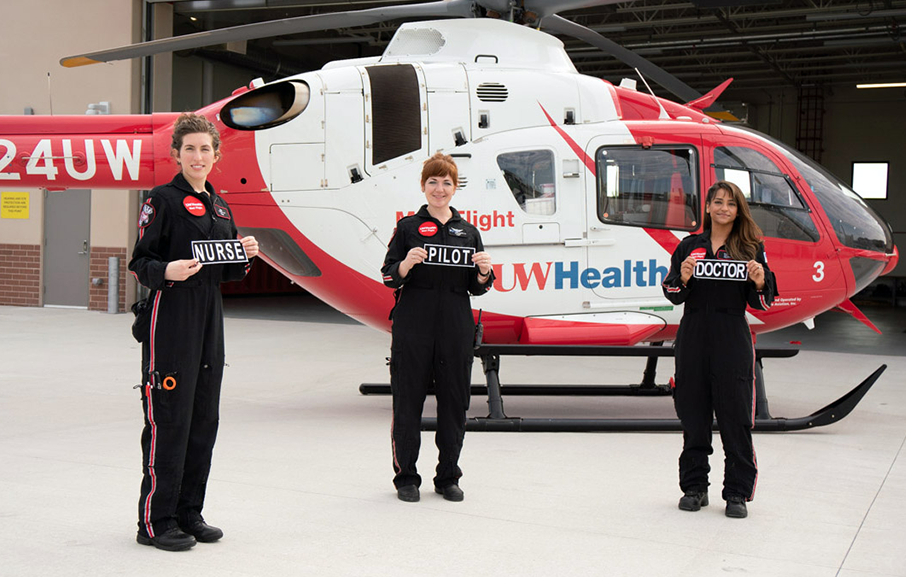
713, 145, 819, 243
733, 127, 893, 254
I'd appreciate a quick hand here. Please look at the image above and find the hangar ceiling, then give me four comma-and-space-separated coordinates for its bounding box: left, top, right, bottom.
164, 0, 906, 101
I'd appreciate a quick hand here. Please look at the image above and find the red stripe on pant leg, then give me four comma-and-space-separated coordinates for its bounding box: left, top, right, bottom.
143, 385, 158, 537
142, 292, 163, 537
749, 334, 758, 500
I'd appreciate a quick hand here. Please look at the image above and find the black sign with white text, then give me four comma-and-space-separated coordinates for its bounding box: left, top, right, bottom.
423, 244, 475, 268
191, 239, 248, 264
693, 259, 748, 281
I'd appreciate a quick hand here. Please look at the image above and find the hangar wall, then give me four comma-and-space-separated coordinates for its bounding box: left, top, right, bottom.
0, 0, 142, 311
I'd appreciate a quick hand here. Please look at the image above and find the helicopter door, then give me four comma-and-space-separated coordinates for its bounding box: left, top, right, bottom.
585, 140, 701, 302
324, 67, 365, 189
362, 64, 428, 176
423, 63, 471, 152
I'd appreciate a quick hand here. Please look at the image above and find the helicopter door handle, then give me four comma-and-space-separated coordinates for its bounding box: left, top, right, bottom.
77, 240, 89, 255
565, 238, 615, 247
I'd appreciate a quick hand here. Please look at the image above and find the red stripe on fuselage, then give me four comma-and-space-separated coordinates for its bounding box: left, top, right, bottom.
538, 103, 596, 176
539, 102, 684, 259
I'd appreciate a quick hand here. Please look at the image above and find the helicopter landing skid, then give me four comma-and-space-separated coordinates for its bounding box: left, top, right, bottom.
360, 344, 885, 432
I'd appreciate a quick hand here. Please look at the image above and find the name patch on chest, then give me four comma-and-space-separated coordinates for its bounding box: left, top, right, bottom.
424, 244, 475, 268
191, 239, 248, 264
183, 196, 206, 216
694, 259, 748, 281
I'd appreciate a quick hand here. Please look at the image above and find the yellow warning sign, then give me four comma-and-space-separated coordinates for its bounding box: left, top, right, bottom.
1, 192, 29, 219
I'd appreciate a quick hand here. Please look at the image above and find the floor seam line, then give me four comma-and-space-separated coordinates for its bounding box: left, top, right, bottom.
835, 431, 906, 576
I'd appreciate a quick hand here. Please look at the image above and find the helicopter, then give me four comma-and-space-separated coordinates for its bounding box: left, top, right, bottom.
0, 0, 897, 430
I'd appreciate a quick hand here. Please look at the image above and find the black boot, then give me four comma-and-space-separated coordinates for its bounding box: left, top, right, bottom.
725, 496, 748, 518
678, 491, 709, 511
435, 484, 464, 502
178, 513, 223, 543
397, 485, 420, 502
136, 527, 196, 551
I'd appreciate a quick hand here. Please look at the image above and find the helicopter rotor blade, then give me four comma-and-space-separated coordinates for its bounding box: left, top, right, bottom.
61, 0, 476, 67
522, 0, 625, 19
540, 13, 702, 103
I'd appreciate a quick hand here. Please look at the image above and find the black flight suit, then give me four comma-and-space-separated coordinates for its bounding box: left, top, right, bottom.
662, 229, 776, 502
129, 172, 251, 539
381, 206, 493, 490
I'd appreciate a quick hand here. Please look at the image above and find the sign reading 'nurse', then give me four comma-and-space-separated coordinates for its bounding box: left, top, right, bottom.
191, 239, 248, 264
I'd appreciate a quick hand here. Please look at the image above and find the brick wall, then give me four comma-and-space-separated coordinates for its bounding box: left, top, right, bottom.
0, 244, 41, 306
89, 247, 128, 313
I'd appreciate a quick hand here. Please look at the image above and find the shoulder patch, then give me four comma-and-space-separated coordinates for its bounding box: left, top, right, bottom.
138, 200, 155, 229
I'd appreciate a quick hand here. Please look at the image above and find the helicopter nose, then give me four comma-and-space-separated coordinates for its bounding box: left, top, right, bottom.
848, 256, 890, 295
880, 245, 899, 276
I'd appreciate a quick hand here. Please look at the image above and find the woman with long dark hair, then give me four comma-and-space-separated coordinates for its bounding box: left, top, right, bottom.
662, 180, 777, 519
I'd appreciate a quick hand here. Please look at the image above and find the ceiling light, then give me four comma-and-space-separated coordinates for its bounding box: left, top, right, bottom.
856, 82, 906, 89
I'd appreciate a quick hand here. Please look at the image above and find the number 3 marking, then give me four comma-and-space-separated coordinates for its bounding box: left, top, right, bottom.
813, 261, 825, 282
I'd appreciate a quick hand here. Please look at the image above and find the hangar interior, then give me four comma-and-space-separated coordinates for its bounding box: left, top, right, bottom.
0, 0, 904, 311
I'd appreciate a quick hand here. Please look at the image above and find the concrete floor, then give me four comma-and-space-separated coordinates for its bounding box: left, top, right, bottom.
1, 296, 904, 577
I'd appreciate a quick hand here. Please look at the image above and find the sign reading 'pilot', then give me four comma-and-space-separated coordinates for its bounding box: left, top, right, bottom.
191, 239, 248, 264
693, 259, 749, 281
423, 244, 475, 268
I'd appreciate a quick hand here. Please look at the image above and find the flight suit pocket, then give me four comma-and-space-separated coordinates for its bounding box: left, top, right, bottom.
461, 358, 473, 412
141, 371, 180, 424
731, 369, 755, 424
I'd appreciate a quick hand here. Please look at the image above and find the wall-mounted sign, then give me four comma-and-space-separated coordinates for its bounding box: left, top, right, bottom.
1, 192, 29, 219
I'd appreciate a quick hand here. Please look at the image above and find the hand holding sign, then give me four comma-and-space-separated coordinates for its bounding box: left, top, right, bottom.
472, 251, 492, 276
747, 260, 766, 290
680, 255, 697, 285
165, 259, 202, 281
398, 246, 428, 278
241, 235, 259, 259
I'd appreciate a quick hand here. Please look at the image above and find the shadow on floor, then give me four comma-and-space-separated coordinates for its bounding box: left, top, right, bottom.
224, 294, 906, 357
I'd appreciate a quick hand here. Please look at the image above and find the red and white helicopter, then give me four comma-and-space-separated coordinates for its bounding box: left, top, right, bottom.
1, 0, 897, 430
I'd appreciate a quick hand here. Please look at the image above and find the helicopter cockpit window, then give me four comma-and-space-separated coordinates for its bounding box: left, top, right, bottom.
496, 150, 556, 215
713, 146, 819, 243
595, 146, 698, 231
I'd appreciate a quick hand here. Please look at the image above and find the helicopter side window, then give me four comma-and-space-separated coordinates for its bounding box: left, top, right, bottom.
595, 146, 698, 231
713, 146, 819, 242
496, 150, 556, 215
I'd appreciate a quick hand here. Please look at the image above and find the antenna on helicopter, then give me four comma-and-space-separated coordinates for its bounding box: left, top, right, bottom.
634, 67, 670, 121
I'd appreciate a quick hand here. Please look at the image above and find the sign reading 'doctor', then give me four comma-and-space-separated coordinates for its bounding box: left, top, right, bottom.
424, 244, 475, 268
693, 259, 749, 281
191, 239, 248, 264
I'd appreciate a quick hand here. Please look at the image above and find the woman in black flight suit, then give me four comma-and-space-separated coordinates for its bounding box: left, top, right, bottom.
381, 153, 494, 503
129, 113, 259, 550
662, 180, 776, 519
